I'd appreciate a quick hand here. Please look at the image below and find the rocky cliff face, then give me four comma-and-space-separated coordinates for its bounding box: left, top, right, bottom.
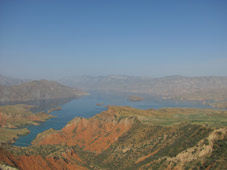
0, 80, 87, 103
164, 128, 227, 170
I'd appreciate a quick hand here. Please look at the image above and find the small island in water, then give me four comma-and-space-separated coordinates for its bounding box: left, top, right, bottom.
128, 95, 144, 102
209, 101, 227, 109
47, 106, 62, 113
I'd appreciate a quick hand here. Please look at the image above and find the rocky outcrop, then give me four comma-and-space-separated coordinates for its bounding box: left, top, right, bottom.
165, 128, 227, 170
0, 164, 19, 170
0, 147, 87, 170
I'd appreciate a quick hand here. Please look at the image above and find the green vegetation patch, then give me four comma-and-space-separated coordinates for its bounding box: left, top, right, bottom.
0, 104, 54, 144
0, 104, 54, 128
0, 128, 29, 144
109, 106, 227, 127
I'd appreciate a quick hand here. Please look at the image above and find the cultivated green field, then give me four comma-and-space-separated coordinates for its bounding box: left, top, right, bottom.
110, 106, 227, 127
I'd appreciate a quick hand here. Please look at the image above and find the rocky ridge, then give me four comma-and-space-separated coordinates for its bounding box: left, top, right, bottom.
0, 106, 227, 169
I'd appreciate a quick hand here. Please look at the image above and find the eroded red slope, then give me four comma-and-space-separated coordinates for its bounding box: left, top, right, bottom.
0, 148, 87, 170
32, 106, 135, 153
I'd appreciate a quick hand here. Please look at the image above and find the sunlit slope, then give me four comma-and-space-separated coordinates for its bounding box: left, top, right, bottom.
1, 106, 227, 170
108, 106, 227, 126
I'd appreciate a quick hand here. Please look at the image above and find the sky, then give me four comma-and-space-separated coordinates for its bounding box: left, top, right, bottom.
0, 0, 227, 79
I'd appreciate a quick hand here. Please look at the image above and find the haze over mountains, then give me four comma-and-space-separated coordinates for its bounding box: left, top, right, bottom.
0, 74, 227, 169
1, 74, 227, 102
0, 74, 28, 86
60, 75, 227, 101
0, 79, 86, 103
1, 0, 226, 169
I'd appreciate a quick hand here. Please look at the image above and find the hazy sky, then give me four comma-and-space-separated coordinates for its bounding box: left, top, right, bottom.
0, 0, 227, 79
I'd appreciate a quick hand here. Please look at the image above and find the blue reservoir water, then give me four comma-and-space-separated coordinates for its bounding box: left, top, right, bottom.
13, 93, 211, 147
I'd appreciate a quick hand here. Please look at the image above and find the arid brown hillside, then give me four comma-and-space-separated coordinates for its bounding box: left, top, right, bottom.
0, 146, 88, 170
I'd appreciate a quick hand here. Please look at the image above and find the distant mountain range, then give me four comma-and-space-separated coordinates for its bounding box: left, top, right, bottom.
60, 75, 227, 101
1, 74, 227, 102
0, 74, 227, 169
0, 79, 87, 103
